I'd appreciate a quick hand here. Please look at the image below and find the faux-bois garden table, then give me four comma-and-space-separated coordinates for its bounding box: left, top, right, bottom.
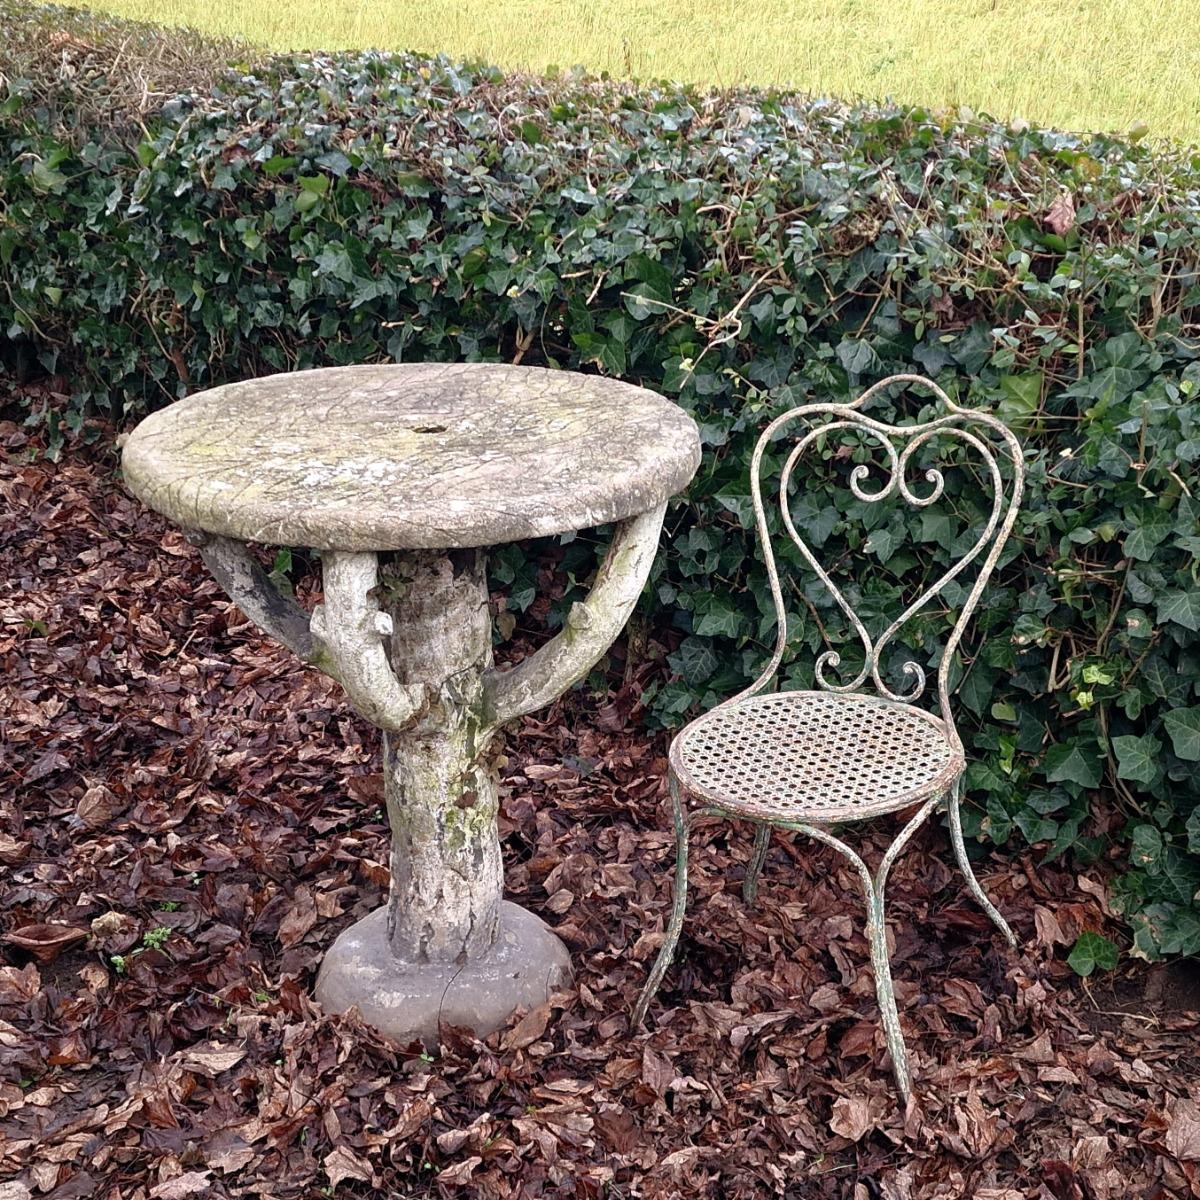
121, 363, 700, 1043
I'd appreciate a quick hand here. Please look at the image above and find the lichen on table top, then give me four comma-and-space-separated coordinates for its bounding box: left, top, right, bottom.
121, 363, 701, 550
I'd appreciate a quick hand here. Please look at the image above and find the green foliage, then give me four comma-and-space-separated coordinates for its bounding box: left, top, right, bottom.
141, 925, 172, 950
108, 924, 173, 973
4, 5, 1200, 962
1067, 930, 1119, 976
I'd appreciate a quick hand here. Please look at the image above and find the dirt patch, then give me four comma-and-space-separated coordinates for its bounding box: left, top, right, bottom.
1080, 959, 1200, 1036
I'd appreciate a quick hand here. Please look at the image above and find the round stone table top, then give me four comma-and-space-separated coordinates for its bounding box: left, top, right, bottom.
121, 364, 702, 550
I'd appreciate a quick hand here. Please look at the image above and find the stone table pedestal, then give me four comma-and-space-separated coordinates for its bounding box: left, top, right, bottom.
122, 363, 700, 1044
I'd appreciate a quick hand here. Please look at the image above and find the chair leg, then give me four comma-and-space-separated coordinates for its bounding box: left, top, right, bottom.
947, 780, 1017, 948
633, 776, 691, 1027
743, 823, 771, 905
786, 796, 938, 1103
863, 879, 911, 1103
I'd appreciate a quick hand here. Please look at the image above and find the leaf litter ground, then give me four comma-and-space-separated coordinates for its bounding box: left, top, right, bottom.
2, 418, 1199, 1199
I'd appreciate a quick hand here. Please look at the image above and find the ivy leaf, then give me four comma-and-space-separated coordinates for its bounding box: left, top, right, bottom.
713, 486, 754, 526
1159, 907, 1200, 956
919, 510, 955, 544
976, 796, 1012, 842
690, 594, 743, 639
863, 526, 897, 562
1111, 733, 1161, 784
1128, 906, 1169, 961
30, 159, 68, 194
1122, 608, 1152, 640
315, 150, 352, 176
1146, 848, 1200, 906
1129, 823, 1164, 869
790, 496, 839, 547
623, 282, 664, 321
959, 666, 995, 716
1186, 806, 1200, 855
997, 373, 1041, 425
1142, 656, 1191, 707
1043, 740, 1103, 788
261, 154, 297, 175
1164, 707, 1200, 761
1157, 589, 1200, 632
1081, 364, 1148, 409
460, 245, 489, 280
1123, 504, 1173, 561
315, 244, 355, 283
669, 636, 719, 686
1067, 930, 1119, 976
835, 337, 880, 376
1014, 809, 1059, 843
950, 323, 994, 372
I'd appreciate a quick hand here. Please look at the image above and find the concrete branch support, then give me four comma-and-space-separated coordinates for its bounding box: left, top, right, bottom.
483, 504, 667, 734
312, 516, 669, 1039
314, 546, 577, 1039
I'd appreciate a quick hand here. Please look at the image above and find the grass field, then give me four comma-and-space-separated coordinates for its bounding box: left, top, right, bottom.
61, 0, 1200, 141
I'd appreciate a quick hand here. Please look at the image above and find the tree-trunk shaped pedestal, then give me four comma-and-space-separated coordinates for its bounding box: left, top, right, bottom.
122, 364, 700, 1043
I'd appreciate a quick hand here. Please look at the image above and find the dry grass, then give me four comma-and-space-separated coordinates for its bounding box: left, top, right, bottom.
57, 0, 1200, 141
1, 0, 254, 132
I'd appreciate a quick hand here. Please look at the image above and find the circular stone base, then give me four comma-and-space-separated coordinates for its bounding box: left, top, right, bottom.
314, 902, 573, 1045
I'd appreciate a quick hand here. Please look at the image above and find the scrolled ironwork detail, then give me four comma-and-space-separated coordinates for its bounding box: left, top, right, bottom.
728, 373, 1025, 738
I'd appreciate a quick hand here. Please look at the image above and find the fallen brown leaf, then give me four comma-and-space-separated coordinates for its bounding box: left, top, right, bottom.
323, 1146, 373, 1188
178, 1042, 247, 1076
148, 1171, 213, 1199
829, 1095, 875, 1141
2, 923, 88, 964
1166, 1098, 1200, 1161
502, 1002, 551, 1050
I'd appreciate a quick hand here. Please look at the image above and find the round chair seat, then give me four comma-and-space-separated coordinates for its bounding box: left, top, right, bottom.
669, 690, 964, 823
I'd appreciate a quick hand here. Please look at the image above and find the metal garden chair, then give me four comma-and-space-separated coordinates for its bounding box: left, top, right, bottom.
632, 374, 1024, 1101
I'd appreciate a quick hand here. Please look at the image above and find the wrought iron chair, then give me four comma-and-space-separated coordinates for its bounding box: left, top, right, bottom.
633, 374, 1024, 1101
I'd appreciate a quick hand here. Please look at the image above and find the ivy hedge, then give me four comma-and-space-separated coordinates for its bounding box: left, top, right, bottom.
4, 3, 1200, 965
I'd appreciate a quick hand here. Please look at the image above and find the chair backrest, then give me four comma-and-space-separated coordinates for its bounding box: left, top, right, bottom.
732, 374, 1024, 740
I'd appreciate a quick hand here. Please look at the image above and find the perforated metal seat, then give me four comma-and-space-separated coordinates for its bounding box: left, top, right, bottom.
670, 691, 963, 824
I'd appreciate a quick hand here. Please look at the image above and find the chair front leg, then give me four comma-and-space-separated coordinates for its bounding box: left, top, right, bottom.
633, 775, 692, 1028
862, 877, 909, 1102
947, 778, 1017, 948
783, 796, 939, 1104
743, 823, 771, 905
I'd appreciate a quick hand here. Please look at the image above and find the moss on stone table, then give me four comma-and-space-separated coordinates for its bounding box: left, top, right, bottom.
121, 362, 700, 551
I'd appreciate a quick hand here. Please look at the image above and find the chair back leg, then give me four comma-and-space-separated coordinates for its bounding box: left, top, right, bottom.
633, 776, 691, 1027
947, 780, 1017, 947
743, 824, 771, 904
